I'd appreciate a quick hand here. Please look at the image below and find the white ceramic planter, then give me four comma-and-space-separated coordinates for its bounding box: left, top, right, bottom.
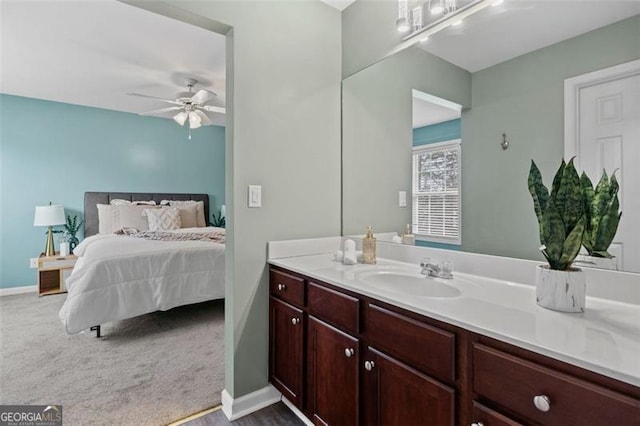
535, 265, 586, 313
574, 254, 618, 271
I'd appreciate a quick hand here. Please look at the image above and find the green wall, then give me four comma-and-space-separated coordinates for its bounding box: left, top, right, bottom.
342, 46, 471, 236
126, 0, 343, 399
0, 94, 225, 289
461, 15, 640, 260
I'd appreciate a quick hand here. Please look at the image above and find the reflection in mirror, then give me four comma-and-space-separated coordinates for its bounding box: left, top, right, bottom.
342, 12, 639, 273
411, 91, 462, 248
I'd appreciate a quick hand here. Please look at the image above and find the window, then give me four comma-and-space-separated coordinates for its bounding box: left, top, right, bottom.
412, 139, 461, 244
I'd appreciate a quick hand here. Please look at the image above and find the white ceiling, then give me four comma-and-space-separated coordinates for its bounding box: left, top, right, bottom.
320, 0, 356, 11
413, 96, 461, 128
0, 0, 226, 126
418, 1, 640, 72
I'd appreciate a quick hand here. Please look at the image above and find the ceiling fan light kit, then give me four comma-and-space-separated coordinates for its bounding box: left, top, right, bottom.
128, 78, 225, 139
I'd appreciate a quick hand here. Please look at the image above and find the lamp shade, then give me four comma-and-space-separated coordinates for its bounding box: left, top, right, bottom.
34, 205, 65, 227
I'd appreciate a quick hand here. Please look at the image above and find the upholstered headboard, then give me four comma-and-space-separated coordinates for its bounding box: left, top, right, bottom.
84, 192, 210, 237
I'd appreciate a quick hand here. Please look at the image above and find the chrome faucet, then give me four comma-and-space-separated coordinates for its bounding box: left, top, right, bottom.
420, 258, 441, 277
420, 258, 453, 279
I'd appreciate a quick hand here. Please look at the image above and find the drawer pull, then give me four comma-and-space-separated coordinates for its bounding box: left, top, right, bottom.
345, 348, 355, 358
291, 318, 300, 326
277, 283, 286, 291
533, 395, 551, 412
364, 361, 375, 371
471, 423, 484, 426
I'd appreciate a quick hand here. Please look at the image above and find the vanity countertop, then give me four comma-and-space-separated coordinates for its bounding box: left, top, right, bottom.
269, 254, 640, 387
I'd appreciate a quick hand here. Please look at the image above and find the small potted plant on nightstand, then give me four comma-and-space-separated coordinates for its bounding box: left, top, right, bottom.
63, 214, 83, 251
575, 170, 622, 270
528, 158, 586, 313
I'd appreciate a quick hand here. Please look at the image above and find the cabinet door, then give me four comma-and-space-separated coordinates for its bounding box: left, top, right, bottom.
308, 316, 359, 426
363, 348, 455, 426
270, 297, 304, 408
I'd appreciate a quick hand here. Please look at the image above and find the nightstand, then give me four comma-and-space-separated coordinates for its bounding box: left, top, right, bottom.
37, 254, 77, 296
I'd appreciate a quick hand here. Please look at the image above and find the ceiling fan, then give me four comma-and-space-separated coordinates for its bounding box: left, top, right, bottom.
127, 78, 225, 139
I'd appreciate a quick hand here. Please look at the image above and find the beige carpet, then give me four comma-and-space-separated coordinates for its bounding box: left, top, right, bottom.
0, 293, 224, 426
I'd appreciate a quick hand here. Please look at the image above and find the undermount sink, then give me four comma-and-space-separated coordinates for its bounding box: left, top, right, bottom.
357, 270, 462, 298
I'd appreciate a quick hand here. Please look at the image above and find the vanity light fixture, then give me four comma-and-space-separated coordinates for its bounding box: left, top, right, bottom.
397, 0, 410, 33
398, 0, 500, 46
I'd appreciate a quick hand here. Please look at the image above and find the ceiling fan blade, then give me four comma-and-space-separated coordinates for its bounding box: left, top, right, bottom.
127, 93, 182, 105
200, 105, 226, 114
191, 89, 216, 105
138, 106, 183, 116
194, 109, 213, 125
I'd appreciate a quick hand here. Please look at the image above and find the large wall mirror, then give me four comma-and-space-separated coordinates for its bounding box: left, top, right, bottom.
342, 4, 639, 273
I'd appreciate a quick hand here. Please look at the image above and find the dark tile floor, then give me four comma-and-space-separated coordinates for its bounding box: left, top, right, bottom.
183, 402, 304, 426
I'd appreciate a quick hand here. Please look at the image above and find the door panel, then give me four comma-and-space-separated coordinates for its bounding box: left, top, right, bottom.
308, 316, 359, 426
270, 297, 304, 407
363, 347, 455, 426
577, 72, 640, 272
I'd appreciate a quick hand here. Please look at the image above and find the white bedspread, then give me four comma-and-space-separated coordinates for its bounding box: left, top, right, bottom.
59, 227, 225, 334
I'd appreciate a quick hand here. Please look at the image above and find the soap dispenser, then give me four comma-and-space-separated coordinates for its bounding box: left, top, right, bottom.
362, 226, 377, 264
401, 224, 415, 245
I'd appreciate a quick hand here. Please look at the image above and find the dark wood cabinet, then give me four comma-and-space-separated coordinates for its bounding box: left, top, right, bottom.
473, 343, 640, 426
269, 297, 304, 407
362, 347, 455, 426
307, 316, 359, 426
268, 266, 640, 426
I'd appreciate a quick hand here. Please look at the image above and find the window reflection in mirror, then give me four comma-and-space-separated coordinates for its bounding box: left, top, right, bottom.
411, 90, 462, 248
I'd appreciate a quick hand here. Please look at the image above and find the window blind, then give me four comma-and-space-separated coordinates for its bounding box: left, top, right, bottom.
412, 140, 461, 244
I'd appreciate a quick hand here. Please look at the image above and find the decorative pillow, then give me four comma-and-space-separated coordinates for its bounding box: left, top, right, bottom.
161, 200, 206, 227
110, 199, 156, 206
97, 204, 160, 234
97, 204, 119, 234
145, 208, 181, 231
173, 204, 199, 228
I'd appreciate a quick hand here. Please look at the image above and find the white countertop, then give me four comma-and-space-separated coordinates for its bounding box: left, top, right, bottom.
269, 253, 640, 387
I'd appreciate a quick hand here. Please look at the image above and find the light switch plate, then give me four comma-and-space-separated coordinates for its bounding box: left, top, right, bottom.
248, 185, 262, 208
399, 191, 407, 207
30, 258, 39, 268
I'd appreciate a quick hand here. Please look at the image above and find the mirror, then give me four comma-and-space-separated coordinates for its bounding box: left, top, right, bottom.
342, 9, 640, 273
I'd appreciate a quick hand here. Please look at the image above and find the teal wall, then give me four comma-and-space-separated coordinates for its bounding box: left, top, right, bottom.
413, 119, 462, 250
0, 94, 225, 289
413, 118, 461, 146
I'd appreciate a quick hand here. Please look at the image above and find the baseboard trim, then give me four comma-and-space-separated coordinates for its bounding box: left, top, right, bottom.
281, 396, 314, 426
221, 384, 281, 421
0, 286, 37, 297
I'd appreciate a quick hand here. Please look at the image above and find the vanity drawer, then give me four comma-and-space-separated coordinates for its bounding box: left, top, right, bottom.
270, 269, 305, 308
471, 401, 522, 426
366, 303, 455, 384
308, 281, 359, 334
473, 344, 640, 425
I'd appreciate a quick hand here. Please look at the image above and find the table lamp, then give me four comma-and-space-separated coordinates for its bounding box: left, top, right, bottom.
34, 204, 66, 257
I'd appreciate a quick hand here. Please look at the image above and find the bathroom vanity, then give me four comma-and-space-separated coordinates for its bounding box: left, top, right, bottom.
268, 242, 640, 426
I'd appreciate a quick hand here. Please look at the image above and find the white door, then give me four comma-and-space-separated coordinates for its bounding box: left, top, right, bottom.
566, 61, 640, 273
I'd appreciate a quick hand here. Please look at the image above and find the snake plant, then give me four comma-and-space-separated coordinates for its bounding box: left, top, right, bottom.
528, 159, 585, 271
580, 170, 621, 258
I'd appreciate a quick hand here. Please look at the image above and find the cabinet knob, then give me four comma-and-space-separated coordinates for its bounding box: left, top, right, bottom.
471, 423, 484, 426
364, 361, 375, 371
277, 283, 286, 291
291, 318, 300, 325
533, 395, 551, 412
344, 348, 355, 358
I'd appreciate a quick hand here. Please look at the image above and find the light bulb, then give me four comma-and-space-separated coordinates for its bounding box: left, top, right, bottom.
188, 112, 202, 129
173, 111, 188, 126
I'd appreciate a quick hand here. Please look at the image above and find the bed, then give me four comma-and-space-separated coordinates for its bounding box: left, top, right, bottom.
59, 192, 225, 335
